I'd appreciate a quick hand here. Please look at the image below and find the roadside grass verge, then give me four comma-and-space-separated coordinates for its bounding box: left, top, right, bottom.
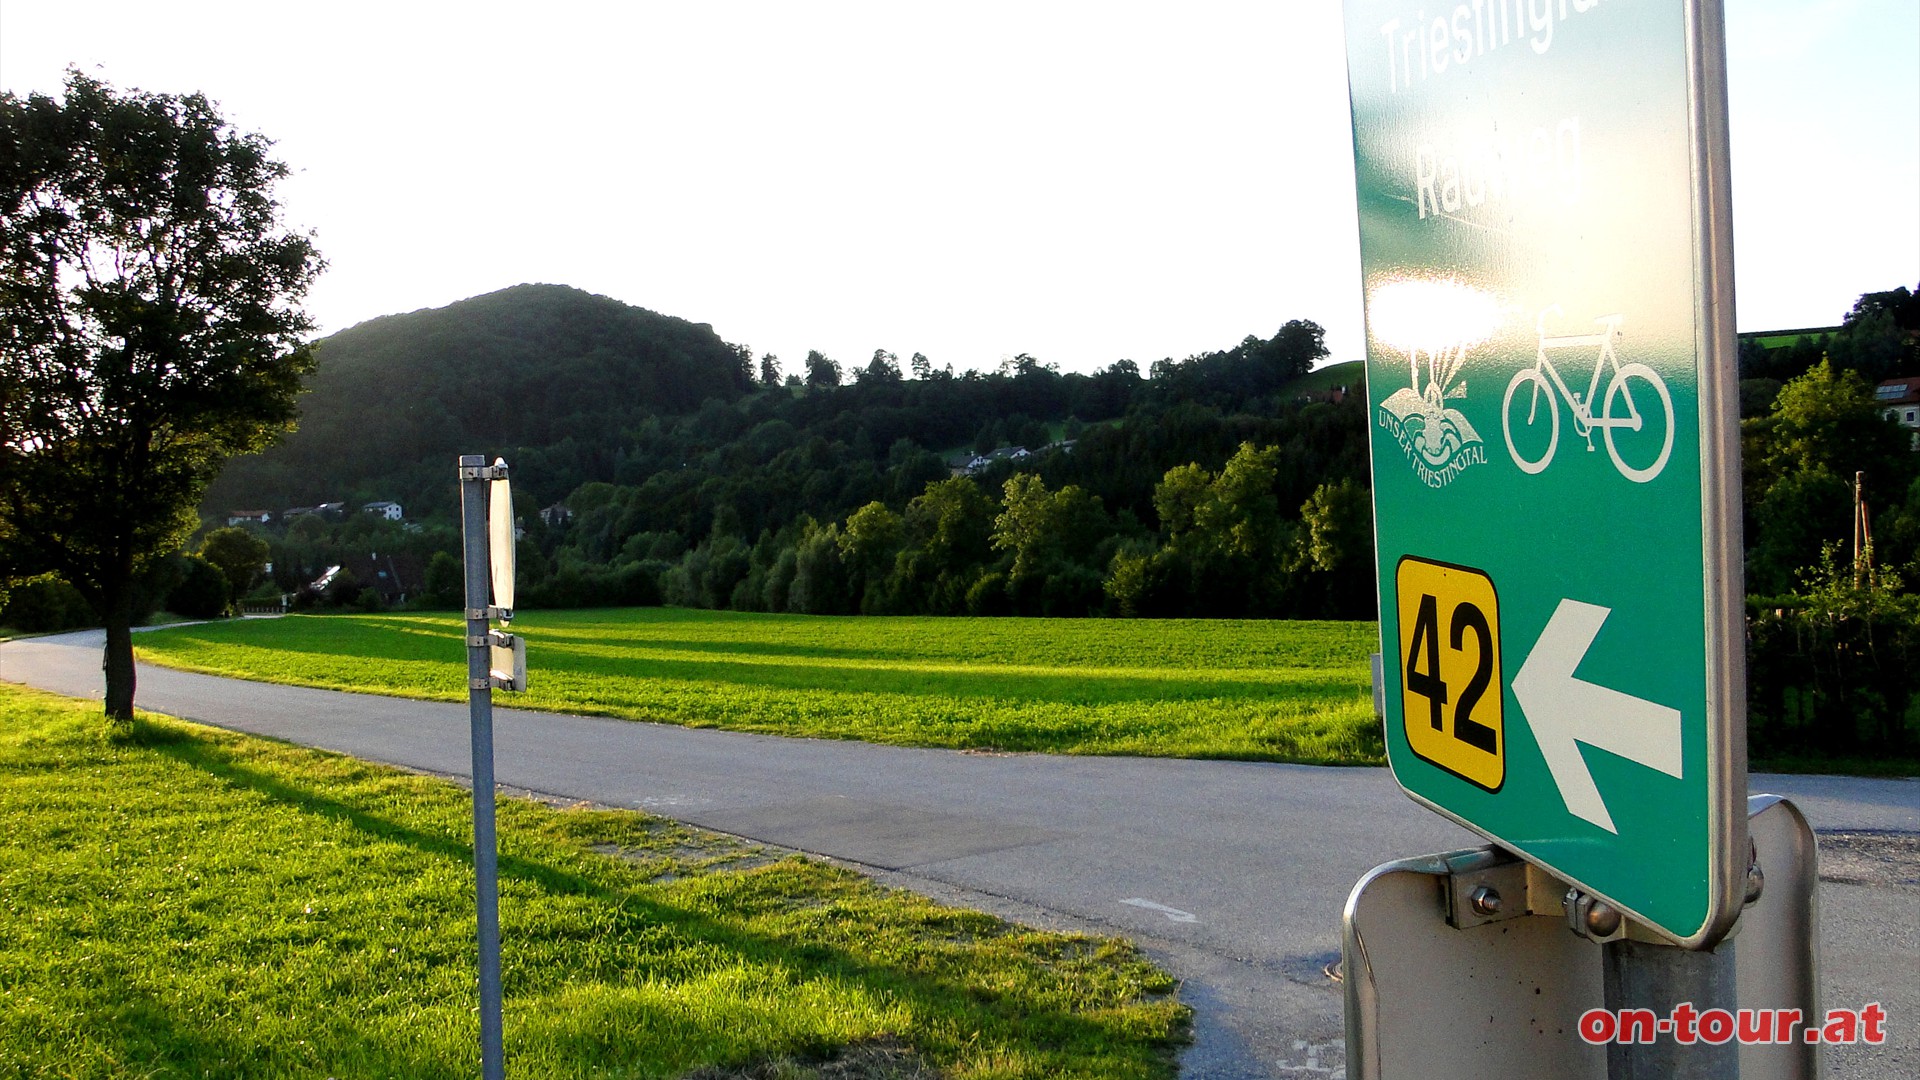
0, 684, 1186, 1079
1750, 752, 1920, 778
132, 609, 1385, 765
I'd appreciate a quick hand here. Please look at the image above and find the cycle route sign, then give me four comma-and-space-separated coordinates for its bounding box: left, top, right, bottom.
1342, 0, 1747, 946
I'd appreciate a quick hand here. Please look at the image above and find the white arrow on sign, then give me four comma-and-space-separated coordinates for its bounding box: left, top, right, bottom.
1511, 599, 1683, 834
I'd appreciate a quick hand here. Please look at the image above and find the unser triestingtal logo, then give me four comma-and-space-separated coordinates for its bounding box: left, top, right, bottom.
1370, 279, 1499, 489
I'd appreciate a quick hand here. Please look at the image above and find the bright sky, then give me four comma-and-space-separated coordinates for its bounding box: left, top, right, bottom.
3, 1, 1915, 375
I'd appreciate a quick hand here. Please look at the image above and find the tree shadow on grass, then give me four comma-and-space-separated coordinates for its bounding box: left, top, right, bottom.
143, 729, 1186, 1079
136, 628, 1354, 709
137, 618, 458, 665
544, 648, 1362, 707
22, 978, 462, 1080
528, 626, 932, 664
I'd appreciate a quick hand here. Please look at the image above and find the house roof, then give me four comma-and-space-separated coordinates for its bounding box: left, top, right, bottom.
1875, 377, 1920, 407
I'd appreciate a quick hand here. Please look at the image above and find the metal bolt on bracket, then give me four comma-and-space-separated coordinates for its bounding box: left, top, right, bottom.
1441, 853, 1565, 930
1565, 888, 1625, 942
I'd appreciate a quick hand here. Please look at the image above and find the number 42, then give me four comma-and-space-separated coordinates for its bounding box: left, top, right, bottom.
1406, 593, 1497, 753
1394, 558, 1506, 791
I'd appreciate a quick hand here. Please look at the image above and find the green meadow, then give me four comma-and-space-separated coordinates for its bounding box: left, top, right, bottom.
0, 684, 1185, 1078
133, 608, 1384, 764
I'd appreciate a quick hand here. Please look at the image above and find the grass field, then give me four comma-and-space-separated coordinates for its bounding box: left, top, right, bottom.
1292, 360, 1363, 394
131, 608, 1384, 764
0, 683, 1186, 1078
1744, 328, 1838, 349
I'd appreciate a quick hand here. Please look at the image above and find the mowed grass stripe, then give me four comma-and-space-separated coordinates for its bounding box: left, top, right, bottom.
558, 639, 1334, 686
0, 684, 1186, 1078
133, 609, 1384, 764
524, 608, 1370, 670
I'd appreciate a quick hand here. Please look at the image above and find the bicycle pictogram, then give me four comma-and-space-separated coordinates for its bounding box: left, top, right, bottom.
1502, 308, 1674, 483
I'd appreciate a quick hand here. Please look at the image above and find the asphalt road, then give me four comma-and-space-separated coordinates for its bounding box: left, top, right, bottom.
4, 629, 1916, 1078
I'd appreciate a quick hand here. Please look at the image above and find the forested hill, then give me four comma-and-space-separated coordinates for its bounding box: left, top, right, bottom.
201, 281, 1375, 618
204, 284, 754, 512
205, 284, 1350, 527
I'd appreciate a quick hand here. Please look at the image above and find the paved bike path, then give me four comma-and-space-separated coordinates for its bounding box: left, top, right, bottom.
4, 630, 1916, 1078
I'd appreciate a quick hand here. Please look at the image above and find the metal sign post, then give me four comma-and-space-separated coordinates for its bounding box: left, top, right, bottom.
458, 454, 518, 1080
1343, 796, 1819, 1080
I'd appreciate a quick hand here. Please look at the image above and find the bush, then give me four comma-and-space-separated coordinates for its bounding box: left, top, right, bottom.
130, 556, 185, 625
315, 567, 361, 609
517, 561, 662, 610
1746, 548, 1920, 761
166, 555, 231, 620
1040, 563, 1106, 617
423, 552, 463, 609
964, 572, 1011, 617
0, 575, 93, 633
614, 561, 665, 606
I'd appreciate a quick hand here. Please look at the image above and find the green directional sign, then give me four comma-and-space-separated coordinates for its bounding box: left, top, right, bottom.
1343, 0, 1747, 946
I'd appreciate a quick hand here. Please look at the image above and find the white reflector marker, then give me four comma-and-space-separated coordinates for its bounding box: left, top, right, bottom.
487, 460, 514, 616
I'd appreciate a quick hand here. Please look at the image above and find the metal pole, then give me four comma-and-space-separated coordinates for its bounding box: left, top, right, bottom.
1854, 470, 1864, 588
459, 454, 505, 1080
1602, 938, 1736, 1080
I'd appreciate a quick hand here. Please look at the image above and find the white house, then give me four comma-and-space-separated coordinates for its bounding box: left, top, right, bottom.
226, 509, 272, 526
963, 446, 1032, 475
363, 501, 404, 521
1875, 377, 1920, 447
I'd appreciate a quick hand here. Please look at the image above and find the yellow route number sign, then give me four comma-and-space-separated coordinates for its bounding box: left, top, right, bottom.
1395, 557, 1504, 792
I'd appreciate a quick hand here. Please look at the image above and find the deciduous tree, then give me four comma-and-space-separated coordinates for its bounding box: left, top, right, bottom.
198, 526, 271, 610
804, 349, 842, 389
858, 349, 901, 384
992, 474, 1107, 580
1742, 361, 1915, 594
0, 72, 323, 720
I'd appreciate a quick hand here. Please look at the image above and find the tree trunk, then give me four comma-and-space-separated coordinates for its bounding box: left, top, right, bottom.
101, 581, 137, 723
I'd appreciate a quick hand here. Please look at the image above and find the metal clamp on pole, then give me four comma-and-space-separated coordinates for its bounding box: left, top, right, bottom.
1440, 848, 1570, 930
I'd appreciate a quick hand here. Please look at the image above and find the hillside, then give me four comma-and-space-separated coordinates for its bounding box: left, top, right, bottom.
204, 284, 753, 514
190, 288, 1374, 620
